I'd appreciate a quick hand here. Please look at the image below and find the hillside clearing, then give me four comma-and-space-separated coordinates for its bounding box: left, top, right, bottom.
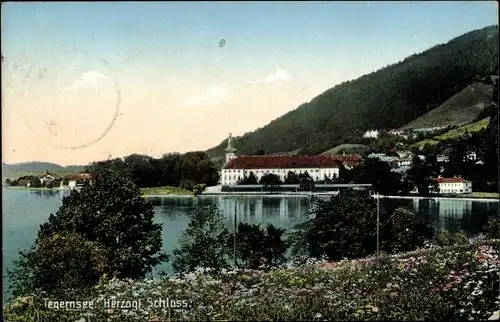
412, 118, 490, 147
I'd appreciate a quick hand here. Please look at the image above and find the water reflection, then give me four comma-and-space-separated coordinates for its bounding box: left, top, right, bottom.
151, 196, 497, 235
2, 189, 498, 299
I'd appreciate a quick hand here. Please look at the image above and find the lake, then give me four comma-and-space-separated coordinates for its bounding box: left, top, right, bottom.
2, 188, 498, 300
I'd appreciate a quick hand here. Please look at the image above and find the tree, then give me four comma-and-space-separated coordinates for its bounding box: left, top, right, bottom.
291, 189, 378, 260
381, 208, 434, 253
252, 149, 266, 155
8, 233, 111, 297
259, 174, 282, 190
238, 171, 258, 185
30, 177, 42, 188
284, 171, 300, 184
231, 223, 288, 269
9, 168, 168, 297
355, 158, 401, 195
172, 205, 231, 274
406, 156, 438, 196
180, 152, 220, 190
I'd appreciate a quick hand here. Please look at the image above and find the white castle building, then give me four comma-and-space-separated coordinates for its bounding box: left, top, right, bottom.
220, 133, 360, 186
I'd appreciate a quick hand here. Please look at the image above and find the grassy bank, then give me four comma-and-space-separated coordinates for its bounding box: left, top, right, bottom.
4, 241, 499, 321
454, 192, 499, 199
140, 186, 193, 196
4, 186, 62, 191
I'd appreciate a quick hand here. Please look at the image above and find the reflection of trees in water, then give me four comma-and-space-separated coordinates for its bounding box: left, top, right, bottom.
457, 202, 496, 235
30, 190, 61, 198
151, 196, 495, 236
262, 197, 281, 209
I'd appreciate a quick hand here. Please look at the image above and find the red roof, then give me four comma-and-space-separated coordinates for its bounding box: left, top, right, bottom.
224, 155, 343, 169
434, 177, 469, 183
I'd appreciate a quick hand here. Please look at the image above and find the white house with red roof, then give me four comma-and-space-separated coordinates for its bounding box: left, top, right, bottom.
220, 133, 360, 186
60, 172, 92, 190
434, 177, 472, 194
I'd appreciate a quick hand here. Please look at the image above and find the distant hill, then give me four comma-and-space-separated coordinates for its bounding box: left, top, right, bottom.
322, 144, 370, 155
207, 25, 499, 158
2, 162, 85, 179
412, 117, 490, 147
401, 82, 494, 130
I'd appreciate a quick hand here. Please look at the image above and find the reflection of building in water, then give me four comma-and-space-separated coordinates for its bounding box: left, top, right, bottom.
435, 199, 472, 231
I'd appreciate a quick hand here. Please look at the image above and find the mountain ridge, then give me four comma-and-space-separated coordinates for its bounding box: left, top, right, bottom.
206, 25, 499, 157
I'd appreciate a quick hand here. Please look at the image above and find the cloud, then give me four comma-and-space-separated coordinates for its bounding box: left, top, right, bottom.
60, 71, 108, 91
250, 69, 291, 85
179, 86, 230, 107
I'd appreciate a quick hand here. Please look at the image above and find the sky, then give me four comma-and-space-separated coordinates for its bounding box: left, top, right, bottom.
2, 1, 498, 166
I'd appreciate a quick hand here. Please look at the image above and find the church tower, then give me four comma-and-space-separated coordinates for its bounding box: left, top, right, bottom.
225, 133, 237, 164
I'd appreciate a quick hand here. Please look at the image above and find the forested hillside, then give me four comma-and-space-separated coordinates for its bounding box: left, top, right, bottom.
207, 25, 498, 157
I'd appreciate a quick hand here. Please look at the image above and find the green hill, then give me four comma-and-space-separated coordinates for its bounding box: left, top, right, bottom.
2, 162, 85, 179
401, 82, 494, 130
322, 144, 370, 155
206, 25, 499, 158
412, 117, 491, 147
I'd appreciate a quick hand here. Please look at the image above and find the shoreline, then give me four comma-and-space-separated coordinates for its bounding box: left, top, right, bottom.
5, 186, 497, 202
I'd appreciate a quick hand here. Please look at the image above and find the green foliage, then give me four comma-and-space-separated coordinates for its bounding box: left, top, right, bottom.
353, 158, 402, 195
172, 205, 231, 274
436, 229, 451, 246
382, 208, 434, 253
8, 168, 168, 298
193, 183, 206, 196
284, 171, 300, 184
405, 155, 440, 196
291, 189, 378, 260
452, 229, 469, 245
7, 233, 110, 297
232, 223, 288, 269
86, 151, 219, 189
259, 173, 282, 190
485, 216, 500, 239
207, 26, 499, 157
238, 171, 258, 185
6, 242, 499, 321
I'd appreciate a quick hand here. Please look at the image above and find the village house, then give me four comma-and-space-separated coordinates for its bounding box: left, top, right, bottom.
220, 133, 355, 186
61, 172, 92, 190
434, 177, 472, 194
17, 179, 30, 187
39, 170, 58, 185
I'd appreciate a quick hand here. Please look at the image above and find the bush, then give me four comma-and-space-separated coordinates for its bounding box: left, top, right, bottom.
485, 216, 500, 239
7, 233, 110, 297
291, 189, 378, 260
452, 229, 469, 245
382, 208, 434, 253
172, 205, 231, 274
8, 168, 168, 297
232, 223, 288, 269
4, 242, 500, 321
193, 183, 206, 196
436, 228, 451, 246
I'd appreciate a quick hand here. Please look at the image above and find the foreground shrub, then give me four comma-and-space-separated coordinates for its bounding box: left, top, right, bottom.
7, 233, 110, 298
382, 207, 434, 253
171, 205, 231, 274
436, 228, 451, 246
232, 223, 288, 269
5, 241, 499, 321
7, 169, 168, 298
